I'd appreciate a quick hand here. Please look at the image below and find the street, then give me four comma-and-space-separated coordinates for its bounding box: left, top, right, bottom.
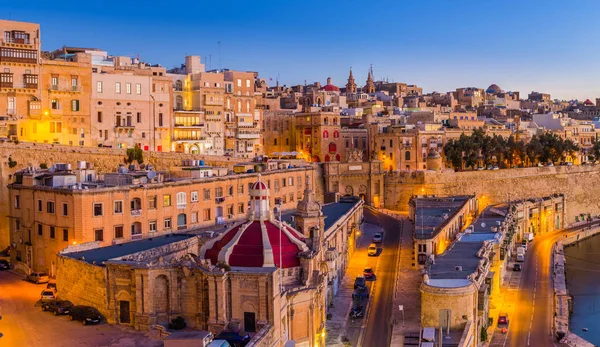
359, 208, 402, 346
0, 271, 162, 347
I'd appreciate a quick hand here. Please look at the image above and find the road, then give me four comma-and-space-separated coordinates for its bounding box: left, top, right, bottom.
0, 271, 162, 347
503, 221, 600, 347
359, 208, 402, 347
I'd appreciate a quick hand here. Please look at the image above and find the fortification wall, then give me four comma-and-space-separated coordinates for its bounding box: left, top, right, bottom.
385, 165, 600, 223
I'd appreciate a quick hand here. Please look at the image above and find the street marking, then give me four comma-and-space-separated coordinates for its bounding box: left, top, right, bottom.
527, 332, 531, 345
532, 307, 535, 313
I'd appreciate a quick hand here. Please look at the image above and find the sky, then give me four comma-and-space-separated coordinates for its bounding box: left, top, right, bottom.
4, 0, 600, 100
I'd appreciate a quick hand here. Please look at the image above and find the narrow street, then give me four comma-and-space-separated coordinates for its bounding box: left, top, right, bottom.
0, 271, 161, 347
359, 208, 402, 346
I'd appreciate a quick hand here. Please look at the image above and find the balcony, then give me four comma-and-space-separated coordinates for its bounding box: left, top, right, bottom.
48, 84, 82, 93
131, 209, 142, 216
237, 132, 260, 139
28, 101, 41, 118
206, 116, 222, 122
237, 121, 255, 128
115, 122, 134, 129
6, 108, 16, 116
0, 48, 37, 64
225, 122, 236, 128
215, 197, 225, 204
173, 135, 205, 141
174, 123, 205, 128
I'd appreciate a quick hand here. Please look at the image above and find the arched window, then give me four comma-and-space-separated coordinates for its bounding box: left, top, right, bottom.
324, 117, 329, 125
405, 151, 411, 161
175, 96, 183, 110
175, 80, 182, 91
333, 118, 338, 125
324, 155, 330, 162
335, 154, 341, 161
329, 143, 337, 153
323, 130, 329, 138
333, 130, 339, 138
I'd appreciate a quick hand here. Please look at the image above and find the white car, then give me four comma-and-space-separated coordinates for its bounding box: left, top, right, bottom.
40, 289, 56, 303
372, 233, 383, 243
28, 272, 50, 284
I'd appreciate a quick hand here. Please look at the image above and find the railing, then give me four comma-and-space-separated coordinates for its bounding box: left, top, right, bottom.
6, 108, 16, 116
131, 209, 141, 216
48, 84, 82, 92
173, 136, 204, 141
2, 38, 32, 44
0, 81, 13, 88
174, 123, 204, 128
115, 123, 134, 129
237, 133, 260, 139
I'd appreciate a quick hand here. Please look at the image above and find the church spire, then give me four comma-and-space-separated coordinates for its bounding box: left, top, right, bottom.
346, 67, 357, 93
363, 65, 375, 94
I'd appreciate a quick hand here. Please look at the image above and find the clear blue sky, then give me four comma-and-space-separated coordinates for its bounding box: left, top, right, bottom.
5, 0, 600, 100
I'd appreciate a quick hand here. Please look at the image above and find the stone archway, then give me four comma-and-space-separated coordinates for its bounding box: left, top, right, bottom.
189, 144, 199, 154
116, 290, 132, 325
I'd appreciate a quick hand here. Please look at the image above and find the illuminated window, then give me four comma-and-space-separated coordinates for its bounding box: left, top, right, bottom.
97, 81, 102, 93
163, 194, 171, 207
115, 82, 121, 94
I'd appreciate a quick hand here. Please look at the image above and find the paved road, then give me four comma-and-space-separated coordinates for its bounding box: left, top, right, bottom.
0, 271, 162, 347
360, 208, 402, 347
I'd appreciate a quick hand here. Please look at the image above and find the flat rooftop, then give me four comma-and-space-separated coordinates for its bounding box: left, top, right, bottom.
413, 196, 472, 240
282, 197, 362, 232
63, 233, 196, 265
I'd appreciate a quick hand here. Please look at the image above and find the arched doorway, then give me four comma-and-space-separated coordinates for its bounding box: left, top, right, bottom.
154, 275, 170, 324
189, 144, 199, 154
177, 213, 187, 230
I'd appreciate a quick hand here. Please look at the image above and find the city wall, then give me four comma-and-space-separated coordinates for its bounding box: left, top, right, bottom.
385, 165, 600, 223
0, 143, 325, 249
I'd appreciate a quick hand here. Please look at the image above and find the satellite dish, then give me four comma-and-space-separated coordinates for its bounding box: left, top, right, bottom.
147, 170, 156, 180
140, 177, 148, 184
481, 222, 486, 228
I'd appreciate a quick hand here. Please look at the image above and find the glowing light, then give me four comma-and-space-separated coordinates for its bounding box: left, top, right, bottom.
72, 241, 77, 245
421, 188, 425, 193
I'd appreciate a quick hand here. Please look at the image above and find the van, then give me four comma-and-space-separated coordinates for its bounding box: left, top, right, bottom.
516, 254, 525, 262
368, 244, 378, 256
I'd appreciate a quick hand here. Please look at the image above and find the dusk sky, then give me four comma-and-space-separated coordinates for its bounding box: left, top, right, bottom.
5, 0, 600, 100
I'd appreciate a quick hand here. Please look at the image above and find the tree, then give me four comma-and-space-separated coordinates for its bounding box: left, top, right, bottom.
125, 144, 144, 165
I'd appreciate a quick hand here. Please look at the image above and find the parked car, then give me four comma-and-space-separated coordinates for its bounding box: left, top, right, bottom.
516, 254, 525, 262
27, 272, 50, 284
349, 305, 364, 318
367, 244, 378, 256
40, 289, 56, 303
372, 233, 383, 243
352, 287, 369, 300
513, 263, 522, 272
354, 276, 366, 289
498, 314, 509, 325
46, 282, 57, 293
492, 166, 499, 170
213, 331, 250, 347
0, 259, 10, 270
69, 305, 103, 325
42, 299, 74, 315
363, 267, 375, 279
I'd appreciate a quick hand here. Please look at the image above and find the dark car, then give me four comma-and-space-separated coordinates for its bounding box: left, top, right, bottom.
42, 300, 74, 316
214, 331, 250, 347
352, 287, 369, 300
0, 259, 9, 270
69, 305, 103, 325
354, 276, 366, 289
363, 267, 375, 279
513, 263, 522, 272
46, 282, 57, 292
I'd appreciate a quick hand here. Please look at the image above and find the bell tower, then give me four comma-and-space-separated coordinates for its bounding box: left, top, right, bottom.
363, 66, 375, 94
294, 175, 324, 251
346, 68, 357, 93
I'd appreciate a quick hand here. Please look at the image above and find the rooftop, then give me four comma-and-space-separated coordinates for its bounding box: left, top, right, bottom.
412, 196, 472, 240
62, 234, 196, 265
281, 197, 362, 233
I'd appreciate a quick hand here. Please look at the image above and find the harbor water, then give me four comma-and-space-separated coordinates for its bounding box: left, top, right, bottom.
564, 234, 600, 346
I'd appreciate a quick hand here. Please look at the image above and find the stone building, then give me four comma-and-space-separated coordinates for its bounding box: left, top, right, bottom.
0, 19, 42, 140
8, 161, 314, 276
295, 108, 343, 162
56, 175, 363, 347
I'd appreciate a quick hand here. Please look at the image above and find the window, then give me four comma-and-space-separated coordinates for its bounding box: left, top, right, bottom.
37, 224, 43, 236
47, 201, 55, 214
71, 99, 80, 111
164, 218, 172, 229
238, 184, 244, 195
114, 225, 124, 239
176, 192, 187, 209
14, 219, 20, 231
50, 227, 55, 239
163, 195, 171, 207
158, 113, 163, 127
63, 229, 69, 242
203, 189, 210, 200
115, 82, 121, 94
97, 81, 103, 93
203, 208, 211, 221
51, 76, 58, 87
191, 212, 198, 223
238, 203, 245, 214
246, 79, 251, 88
95, 229, 103, 241
114, 201, 123, 214
14, 195, 19, 208
126, 83, 131, 94
51, 99, 59, 110
215, 187, 223, 197
149, 221, 157, 233
237, 79, 242, 87
49, 121, 62, 133
37, 199, 42, 212
227, 204, 234, 216
93, 203, 103, 216
62, 203, 68, 216
274, 139, 277, 145
97, 111, 103, 123
136, 112, 141, 123
149, 196, 157, 209
228, 185, 234, 196
191, 191, 198, 202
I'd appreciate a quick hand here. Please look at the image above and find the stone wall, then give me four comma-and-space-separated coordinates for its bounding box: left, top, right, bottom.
56, 255, 108, 316
385, 165, 600, 223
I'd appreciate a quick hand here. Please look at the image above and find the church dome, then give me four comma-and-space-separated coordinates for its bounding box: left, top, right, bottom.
321, 76, 340, 92
200, 175, 308, 269
486, 84, 502, 94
